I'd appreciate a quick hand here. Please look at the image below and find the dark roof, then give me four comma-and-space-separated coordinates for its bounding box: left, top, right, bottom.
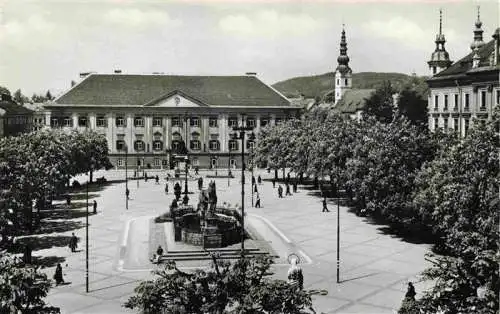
431, 39, 496, 79
55, 74, 290, 107
0, 101, 33, 115
333, 89, 375, 113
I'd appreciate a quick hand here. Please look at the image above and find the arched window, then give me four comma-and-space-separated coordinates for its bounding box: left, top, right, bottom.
134, 140, 145, 151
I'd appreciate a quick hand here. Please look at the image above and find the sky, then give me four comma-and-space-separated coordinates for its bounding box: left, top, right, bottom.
0, 0, 498, 97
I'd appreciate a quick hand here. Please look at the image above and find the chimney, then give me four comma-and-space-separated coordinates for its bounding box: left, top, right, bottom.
245, 72, 257, 76
80, 72, 90, 78
114, 69, 122, 74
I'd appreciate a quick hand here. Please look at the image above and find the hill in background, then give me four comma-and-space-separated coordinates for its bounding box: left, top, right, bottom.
272, 72, 429, 100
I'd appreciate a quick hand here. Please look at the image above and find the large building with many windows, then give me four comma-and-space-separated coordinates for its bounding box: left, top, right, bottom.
44, 72, 300, 169
426, 9, 499, 136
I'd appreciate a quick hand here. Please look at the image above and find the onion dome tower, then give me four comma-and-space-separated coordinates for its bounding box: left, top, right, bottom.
470, 6, 485, 51
334, 24, 352, 105
428, 9, 452, 75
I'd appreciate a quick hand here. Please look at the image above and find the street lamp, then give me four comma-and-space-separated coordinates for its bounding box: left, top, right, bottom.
250, 145, 254, 207
125, 144, 128, 210
230, 126, 255, 257
85, 168, 89, 293
183, 113, 189, 204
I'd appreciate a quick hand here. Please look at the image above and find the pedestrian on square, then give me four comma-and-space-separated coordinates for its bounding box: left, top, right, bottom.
254, 184, 258, 194
54, 263, 64, 285
322, 197, 330, 212
285, 184, 292, 196
155, 175, 159, 184
145, 173, 148, 182
195, 166, 199, 175
257, 175, 262, 185
126, 188, 130, 200
255, 193, 261, 208
165, 182, 169, 194
93, 200, 97, 214
272, 178, 276, 188
278, 185, 283, 198
156, 245, 164, 257
286, 173, 291, 184
252, 176, 256, 186
293, 181, 298, 193
69, 233, 78, 252
405, 282, 416, 301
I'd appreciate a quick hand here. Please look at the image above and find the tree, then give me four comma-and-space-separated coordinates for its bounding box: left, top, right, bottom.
397, 87, 428, 129
0, 254, 60, 313
0, 86, 10, 95
13, 89, 29, 105
363, 81, 395, 123
125, 255, 317, 313
45, 90, 53, 101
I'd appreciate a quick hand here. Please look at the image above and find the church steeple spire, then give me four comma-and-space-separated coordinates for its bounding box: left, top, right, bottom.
471, 6, 485, 51
428, 9, 452, 75
334, 24, 352, 105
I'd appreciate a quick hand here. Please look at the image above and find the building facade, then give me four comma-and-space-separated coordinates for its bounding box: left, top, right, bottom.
0, 94, 33, 138
427, 10, 500, 137
44, 73, 300, 169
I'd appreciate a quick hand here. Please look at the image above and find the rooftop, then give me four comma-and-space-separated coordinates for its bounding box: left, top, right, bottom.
54, 74, 291, 107
0, 100, 33, 116
333, 89, 375, 113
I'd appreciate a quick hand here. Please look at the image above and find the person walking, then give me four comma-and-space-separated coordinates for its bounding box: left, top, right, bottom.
257, 175, 262, 185
165, 182, 169, 194
255, 193, 261, 208
322, 197, 330, 212
145, 172, 148, 182
254, 184, 258, 194
405, 282, 416, 301
69, 233, 78, 252
285, 183, 292, 196
156, 245, 164, 257
252, 176, 256, 186
278, 185, 283, 198
93, 200, 97, 214
155, 175, 159, 184
54, 263, 64, 285
126, 188, 130, 200
272, 178, 276, 188
293, 181, 298, 193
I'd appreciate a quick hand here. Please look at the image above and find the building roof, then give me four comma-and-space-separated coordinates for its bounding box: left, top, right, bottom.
430, 39, 496, 79
0, 101, 33, 116
54, 74, 291, 107
333, 89, 375, 113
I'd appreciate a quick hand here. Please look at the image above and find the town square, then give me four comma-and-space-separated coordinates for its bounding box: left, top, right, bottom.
0, 0, 498, 313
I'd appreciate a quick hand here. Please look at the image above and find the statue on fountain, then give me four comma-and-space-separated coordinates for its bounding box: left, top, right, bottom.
208, 181, 218, 212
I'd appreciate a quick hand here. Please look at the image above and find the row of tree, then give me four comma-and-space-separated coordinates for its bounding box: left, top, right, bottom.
254, 105, 499, 313
0, 86, 54, 104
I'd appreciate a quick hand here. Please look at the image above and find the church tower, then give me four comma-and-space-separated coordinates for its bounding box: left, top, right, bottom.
428, 9, 452, 75
470, 6, 485, 51
334, 25, 352, 105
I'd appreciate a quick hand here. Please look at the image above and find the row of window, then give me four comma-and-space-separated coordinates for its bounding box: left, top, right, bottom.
5, 116, 29, 125
432, 117, 470, 134
433, 90, 500, 112
116, 157, 236, 168
50, 115, 278, 128
116, 139, 255, 152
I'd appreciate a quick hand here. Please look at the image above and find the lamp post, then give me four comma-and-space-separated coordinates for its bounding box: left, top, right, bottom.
230, 126, 255, 257
125, 144, 128, 210
250, 145, 254, 207
228, 150, 231, 187
85, 169, 89, 293
183, 113, 189, 204
336, 166, 340, 283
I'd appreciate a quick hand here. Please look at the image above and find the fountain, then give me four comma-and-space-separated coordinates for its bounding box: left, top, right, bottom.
170, 181, 243, 248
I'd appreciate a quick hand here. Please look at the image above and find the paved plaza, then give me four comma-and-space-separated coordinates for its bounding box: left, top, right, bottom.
33, 169, 435, 313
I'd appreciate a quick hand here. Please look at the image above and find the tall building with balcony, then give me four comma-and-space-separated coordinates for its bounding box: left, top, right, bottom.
44, 72, 300, 169
427, 8, 500, 137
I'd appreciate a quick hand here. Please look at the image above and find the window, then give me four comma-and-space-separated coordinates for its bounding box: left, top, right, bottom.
464, 93, 470, 111
481, 91, 487, 109
444, 95, 448, 110
153, 140, 163, 151
228, 117, 238, 127
260, 118, 268, 127
190, 117, 200, 127
209, 117, 218, 127
454, 94, 459, 110
345, 78, 348, 85
337, 79, 340, 85
51, 118, 60, 127
192, 158, 199, 166
134, 117, 144, 127
153, 132, 162, 141
116, 116, 126, 127
496, 90, 500, 105
96, 116, 107, 127
246, 140, 255, 150
154, 158, 161, 167
190, 140, 201, 150
454, 118, 459, 132
275, 118, 282, 125
433, 66, 437, 75
134, 140, 145, 151
443, 118, 448, 130
172, 117, 182, 127
153, 117, 162, 127
434, 95, 439, 110
434, 118, 439, 130
117, 159, 124, 167
63, 117, 72, 127
464, 119, 470, 135
172, 140, 181, 152
246, 117, 256, 128
229, 140, 238, 151
78, 116, 88, 127
209, 140, 220, 151
116, 140, 126, 151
